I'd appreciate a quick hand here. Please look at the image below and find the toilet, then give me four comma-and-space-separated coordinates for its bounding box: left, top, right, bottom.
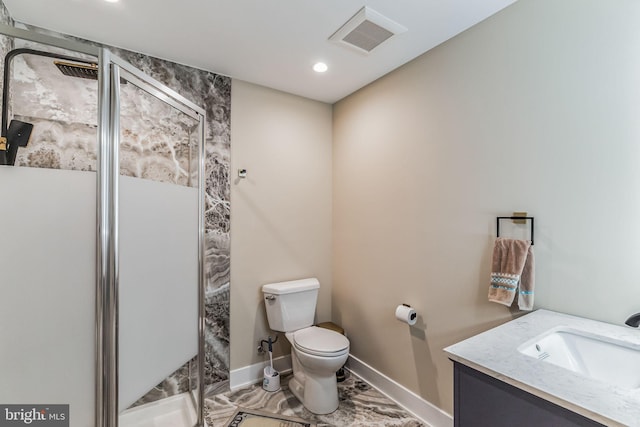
262, 278, 350, 414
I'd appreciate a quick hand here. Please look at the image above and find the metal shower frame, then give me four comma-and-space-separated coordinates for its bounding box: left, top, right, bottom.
0, 23, 207, 427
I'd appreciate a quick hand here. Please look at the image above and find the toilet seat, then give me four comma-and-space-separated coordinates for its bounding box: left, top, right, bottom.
292, 326, 349, 357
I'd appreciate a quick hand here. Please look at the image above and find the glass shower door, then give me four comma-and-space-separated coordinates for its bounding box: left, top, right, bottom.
111, 59, 205, 427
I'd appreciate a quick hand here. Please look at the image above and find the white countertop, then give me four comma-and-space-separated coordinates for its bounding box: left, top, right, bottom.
444, 309, 640, 427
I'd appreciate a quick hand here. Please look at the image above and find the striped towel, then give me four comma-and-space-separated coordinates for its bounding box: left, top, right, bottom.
488, 237, 535, 311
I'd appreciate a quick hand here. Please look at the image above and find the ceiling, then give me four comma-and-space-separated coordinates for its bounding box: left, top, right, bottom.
3, 0, 518, 104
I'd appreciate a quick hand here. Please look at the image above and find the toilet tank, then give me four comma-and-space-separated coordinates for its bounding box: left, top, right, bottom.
262, 278, 320, 332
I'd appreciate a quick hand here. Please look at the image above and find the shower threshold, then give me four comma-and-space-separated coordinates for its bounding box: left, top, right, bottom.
119, 391, 205, 427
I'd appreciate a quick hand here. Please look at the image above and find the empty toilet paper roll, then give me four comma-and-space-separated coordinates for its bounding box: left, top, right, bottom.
395, 304, 417, 325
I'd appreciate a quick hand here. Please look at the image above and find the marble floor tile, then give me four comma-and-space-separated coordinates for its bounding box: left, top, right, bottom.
205, 372, 424, 427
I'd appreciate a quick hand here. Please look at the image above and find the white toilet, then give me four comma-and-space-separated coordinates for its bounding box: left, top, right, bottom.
262, 278, 350, 414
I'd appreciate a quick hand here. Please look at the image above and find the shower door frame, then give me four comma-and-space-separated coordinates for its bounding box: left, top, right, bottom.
0, 24, 207, 427
102, 51, 207, 427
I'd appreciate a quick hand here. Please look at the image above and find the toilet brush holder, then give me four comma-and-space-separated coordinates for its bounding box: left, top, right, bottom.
263, 367, 280, 392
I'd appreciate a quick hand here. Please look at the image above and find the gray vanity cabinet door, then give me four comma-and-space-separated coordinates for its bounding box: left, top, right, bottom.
453, 362, 605, 427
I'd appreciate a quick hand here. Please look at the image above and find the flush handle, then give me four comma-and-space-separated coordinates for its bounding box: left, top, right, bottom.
265, 295, 276, 301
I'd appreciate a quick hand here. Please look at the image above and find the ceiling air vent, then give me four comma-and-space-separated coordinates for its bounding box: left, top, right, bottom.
329, 6, 407, 55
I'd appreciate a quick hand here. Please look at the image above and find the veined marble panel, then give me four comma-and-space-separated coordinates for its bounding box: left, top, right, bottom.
205, 282, 230, 396
0, 1, 13, 142
0, 0, 11, 25
118, 81, 199, 186
13, 115, 96, 170
8, 39, 208, 186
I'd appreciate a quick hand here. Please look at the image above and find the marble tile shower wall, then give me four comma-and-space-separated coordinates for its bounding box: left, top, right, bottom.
0, 2, 13, 113
0, 9, 231, 403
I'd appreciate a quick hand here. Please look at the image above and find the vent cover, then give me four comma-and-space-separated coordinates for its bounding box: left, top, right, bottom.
329, 6, 407, 54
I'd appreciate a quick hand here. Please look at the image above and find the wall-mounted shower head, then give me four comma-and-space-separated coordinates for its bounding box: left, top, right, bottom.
54, 59, 127, 84
54, 60, 99, 81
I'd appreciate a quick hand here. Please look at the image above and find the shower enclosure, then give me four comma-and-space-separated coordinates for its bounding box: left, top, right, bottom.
0, 23, 206, 427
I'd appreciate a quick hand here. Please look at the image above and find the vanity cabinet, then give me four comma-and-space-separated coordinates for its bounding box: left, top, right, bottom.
453, 362, 604, 427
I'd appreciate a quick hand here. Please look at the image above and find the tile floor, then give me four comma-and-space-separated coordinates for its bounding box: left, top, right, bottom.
205, 371, 424, 426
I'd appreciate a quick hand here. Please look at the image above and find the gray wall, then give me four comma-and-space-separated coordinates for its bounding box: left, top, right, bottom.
229, 80, 333, 373
333, 0, 640, 415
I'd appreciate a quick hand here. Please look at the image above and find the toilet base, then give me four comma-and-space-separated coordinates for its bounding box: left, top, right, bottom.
288, 372, 339, 415
288, 375, 305, 406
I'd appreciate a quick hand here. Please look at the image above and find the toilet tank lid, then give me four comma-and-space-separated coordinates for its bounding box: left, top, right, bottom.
262, 278, 320, 294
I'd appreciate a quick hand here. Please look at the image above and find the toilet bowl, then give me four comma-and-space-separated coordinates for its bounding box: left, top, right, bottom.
286, 327, 349, 414
262, 278, 350, 414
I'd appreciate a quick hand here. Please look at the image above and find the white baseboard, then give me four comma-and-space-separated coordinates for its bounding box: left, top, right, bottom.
229, 355, 292, 391
347, 354, 453, 427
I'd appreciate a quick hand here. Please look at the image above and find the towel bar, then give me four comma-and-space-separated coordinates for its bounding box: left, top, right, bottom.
496, 216, 534, 245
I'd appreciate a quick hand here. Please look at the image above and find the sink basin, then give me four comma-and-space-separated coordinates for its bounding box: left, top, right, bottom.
518, 327, 640, 389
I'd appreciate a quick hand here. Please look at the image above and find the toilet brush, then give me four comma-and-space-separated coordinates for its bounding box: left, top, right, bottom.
267, 336, 275, 376
263, 336, 280, 391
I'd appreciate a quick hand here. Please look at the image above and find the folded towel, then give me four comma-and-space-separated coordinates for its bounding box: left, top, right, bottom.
488, 237, 535, 311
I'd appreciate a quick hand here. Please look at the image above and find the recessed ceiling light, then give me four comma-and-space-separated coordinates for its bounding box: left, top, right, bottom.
104, 0, 119, 3
313, 62, 328, 73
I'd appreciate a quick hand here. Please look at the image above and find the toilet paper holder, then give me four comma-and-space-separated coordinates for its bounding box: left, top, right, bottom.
396, 304, 417, 325
402, 304, 417, 322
